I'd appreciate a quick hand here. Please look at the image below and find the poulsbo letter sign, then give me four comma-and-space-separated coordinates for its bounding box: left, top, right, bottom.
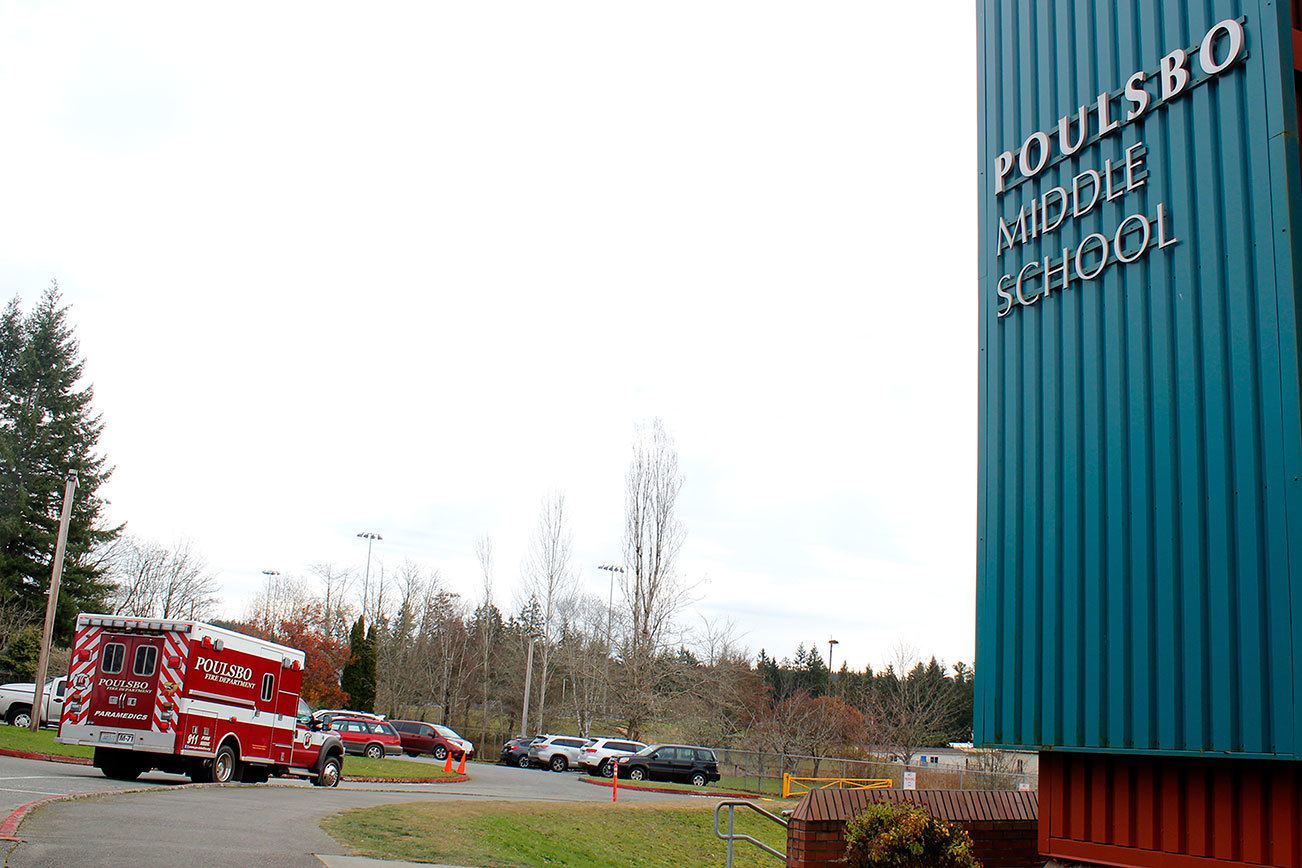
992, 18, 1245, 318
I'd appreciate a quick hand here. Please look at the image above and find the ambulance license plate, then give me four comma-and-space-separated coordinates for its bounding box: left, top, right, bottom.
98, 732, 133, 744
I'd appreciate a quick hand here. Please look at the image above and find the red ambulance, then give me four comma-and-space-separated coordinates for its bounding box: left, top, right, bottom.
58, 614, 345, 787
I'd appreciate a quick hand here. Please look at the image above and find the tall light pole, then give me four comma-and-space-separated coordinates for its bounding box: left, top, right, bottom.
597, 564, 624, 718
261, 570, 280, 630
520, 632, 541, 738
30, 471, 77, 733
827, 637, 839, 694
356, 532, 382, 621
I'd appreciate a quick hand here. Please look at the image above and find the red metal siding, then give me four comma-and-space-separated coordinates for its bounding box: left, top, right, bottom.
1041, 752, 1302, 867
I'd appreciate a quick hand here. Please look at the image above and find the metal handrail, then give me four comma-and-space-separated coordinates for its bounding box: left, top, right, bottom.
713, 799, 787, 866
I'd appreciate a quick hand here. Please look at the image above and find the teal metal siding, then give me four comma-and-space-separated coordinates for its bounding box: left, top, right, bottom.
976, 0, 1302, 757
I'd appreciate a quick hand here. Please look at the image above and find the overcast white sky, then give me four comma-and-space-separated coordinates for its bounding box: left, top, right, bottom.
0, 2, 977, 671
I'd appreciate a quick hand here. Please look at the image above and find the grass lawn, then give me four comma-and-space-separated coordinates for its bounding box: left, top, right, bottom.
0, 725, 93, 759
344, 755, 461, 780
323, 800, 787, 867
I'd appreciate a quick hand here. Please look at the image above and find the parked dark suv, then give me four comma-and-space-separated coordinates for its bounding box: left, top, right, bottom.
615, 744, 721, 787
500, 736, 539, 768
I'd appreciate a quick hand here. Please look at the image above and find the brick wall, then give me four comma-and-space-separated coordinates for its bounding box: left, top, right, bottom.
787, 817, 847, 867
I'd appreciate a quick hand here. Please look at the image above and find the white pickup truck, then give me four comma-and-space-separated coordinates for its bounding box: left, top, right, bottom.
0, 676, 67, 728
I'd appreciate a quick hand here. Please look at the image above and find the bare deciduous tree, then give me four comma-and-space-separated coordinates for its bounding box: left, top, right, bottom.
553, 593, 610, 736
108, 537, 219, 620
619, 420, 692, 739
475, 535, 497, 747
246, 573, 313, 634
864, 645, 957, 767
678, 617, 764, 747
523, 492, 574, 734
310, 562, 353, 637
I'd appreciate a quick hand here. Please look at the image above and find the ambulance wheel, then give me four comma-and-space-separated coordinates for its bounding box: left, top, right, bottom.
313, 755, 342, 787
364, 743, 384, 760
239, 765, 271, 784
206, 743, 241, 784
97, 750, 142, 781
433, 745, 448, 761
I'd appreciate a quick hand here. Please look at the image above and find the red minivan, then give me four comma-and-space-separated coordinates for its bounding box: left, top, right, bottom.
391, 720, 475, 760
330, 715, 401, 759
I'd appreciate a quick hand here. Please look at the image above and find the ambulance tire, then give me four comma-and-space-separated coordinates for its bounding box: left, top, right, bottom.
240, 765, 271, 784
97, 750, 142, 781
204, 743, 241, 784
313, 755, 342, 787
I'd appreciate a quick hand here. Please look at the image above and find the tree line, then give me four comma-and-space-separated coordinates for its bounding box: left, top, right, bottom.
0, 286, 975, 764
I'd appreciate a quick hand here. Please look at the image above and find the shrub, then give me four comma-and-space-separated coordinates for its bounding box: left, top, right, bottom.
843, 802, 980, 868
0, 626, 42, 676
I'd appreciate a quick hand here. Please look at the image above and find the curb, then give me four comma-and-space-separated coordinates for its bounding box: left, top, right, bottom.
578, 777, 763, 799
0, 748, 91, 766
0, 783, 176, 842
343, 774, 469, 784
0, 747, 468, 784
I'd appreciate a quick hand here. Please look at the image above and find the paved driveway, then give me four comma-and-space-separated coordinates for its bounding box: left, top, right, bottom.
0, 756, 695, 866
0, 754, 189, 813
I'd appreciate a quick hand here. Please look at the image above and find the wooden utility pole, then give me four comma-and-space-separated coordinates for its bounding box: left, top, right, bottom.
30, 470, 78, 732
520, 634, 538, 739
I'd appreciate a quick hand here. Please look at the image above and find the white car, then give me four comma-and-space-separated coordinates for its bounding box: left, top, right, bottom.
578, 737, 647, 777
528, 734, 592, 772
0, 676, 67, 728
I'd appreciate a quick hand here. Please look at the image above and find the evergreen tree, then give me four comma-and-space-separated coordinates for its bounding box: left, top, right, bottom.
341, 615, 377, 711
362, 622, 378, 711
0, 284, 119, 641
799, 641, 830, 697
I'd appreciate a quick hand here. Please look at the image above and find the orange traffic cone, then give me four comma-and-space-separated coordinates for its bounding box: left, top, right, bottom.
456, 752, 467, 775
443, 750, 454, 773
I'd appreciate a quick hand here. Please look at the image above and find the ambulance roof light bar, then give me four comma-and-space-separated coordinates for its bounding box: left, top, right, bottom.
83, 615, 192, 633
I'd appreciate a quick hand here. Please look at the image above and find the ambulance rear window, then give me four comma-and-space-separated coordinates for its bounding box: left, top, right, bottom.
133, 645, 157, 677
101, 643, 125, 674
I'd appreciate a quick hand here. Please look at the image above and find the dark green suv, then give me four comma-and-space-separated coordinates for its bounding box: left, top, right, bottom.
615, 744, 721, 787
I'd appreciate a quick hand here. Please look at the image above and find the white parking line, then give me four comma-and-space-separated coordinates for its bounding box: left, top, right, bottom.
0, 776, 64, 781
0, 786, 66, 796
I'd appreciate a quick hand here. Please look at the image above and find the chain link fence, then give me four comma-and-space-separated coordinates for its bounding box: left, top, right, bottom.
710, 748, 1037, 795
374, 710, 1040, 793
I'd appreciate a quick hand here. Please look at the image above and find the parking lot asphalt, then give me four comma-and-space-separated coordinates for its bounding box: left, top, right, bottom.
0, 754, 189, 813
0, 754, 696, 867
